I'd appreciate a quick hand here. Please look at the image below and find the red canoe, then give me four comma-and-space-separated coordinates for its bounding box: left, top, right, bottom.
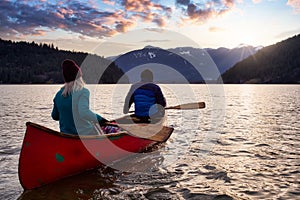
18, 121, 173, 190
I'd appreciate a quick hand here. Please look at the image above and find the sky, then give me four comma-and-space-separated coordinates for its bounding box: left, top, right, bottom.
1, 0, 300, 57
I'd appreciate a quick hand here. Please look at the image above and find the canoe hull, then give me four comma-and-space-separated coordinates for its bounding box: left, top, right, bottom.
19, 122, 173, 190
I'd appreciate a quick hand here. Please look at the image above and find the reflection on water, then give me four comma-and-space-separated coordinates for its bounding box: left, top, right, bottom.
0, 85, 299, 200
18, 167, 122, 200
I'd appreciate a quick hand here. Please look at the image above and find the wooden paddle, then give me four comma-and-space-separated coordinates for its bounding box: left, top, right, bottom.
104, 102, 205, 142
129, 101, 205, 113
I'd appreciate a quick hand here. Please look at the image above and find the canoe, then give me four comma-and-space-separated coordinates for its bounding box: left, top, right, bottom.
18, 121, 174, 190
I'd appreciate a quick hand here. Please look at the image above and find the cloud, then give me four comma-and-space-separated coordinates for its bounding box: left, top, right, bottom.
0, 0, 135, 39
141, 39, 171, 43
0, 0, 174, 40
115, 20, 136, 32
102, 0, 116, 6
252, 0, 262, 3
287, 0, 300, 13
176, 0, 190, 6
276, 28, 300, 39
0, 0, 237, 40
209, 26, 226, 32
153, 17, 167, 27
121, 0, 171, 13
31, 29, 47, 36
176, 0, 236, 23
120, 0, 171, 26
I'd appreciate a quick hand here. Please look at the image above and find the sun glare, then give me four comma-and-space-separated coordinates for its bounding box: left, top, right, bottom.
235, 31, 257, 46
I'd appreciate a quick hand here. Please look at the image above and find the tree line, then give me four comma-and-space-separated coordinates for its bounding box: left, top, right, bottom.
221, 34, 300, 84
0, 39, 127, 84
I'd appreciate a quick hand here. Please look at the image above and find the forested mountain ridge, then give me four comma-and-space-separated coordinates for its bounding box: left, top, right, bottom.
221, 34, 300, 83
0, 39, 125, 84
2, 34, 299, 84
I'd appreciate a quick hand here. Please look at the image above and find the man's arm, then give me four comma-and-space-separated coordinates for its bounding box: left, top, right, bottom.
123, 86, 135, 114
155, 85, 166, 107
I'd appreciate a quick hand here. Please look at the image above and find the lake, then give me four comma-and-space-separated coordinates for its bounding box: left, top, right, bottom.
0, 84, 299, 200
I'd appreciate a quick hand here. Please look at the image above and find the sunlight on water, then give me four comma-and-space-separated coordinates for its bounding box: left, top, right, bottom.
0, 84, 299, 200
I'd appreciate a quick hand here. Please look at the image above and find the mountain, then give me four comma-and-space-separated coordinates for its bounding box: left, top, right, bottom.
205, 45, 261, 74
108, 46, 210, 83
107, 45, 259, 83
169, 45, 260, 74
0, 39, 126, 84
221, 34, 300, 83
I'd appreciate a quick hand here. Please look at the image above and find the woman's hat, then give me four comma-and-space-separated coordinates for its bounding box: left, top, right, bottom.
62, 59, 82, 82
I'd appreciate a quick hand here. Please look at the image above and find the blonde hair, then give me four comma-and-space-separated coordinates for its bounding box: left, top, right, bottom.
62, 77, 85, 97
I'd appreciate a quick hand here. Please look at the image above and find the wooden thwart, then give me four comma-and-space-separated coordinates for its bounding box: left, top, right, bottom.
109, 115, 172, 143
117, 123, 172, 143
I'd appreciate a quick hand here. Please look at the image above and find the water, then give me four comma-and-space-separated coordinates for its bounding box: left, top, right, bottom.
0, 84, 299, 200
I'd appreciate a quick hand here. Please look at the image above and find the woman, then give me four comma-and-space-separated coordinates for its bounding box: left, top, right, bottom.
51, 59, 108, 135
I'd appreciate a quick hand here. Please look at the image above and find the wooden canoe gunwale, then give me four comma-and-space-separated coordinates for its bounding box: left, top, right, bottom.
25, 121, 173, 142
25, 122, 128, 140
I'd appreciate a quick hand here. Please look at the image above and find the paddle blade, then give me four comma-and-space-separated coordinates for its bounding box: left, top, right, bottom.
166, 102, 205, 110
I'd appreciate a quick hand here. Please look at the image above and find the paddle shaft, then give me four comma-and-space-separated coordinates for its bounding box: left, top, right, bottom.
129, 101, 205, 113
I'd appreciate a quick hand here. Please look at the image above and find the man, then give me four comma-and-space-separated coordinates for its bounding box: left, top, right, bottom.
123, 69, 166, 123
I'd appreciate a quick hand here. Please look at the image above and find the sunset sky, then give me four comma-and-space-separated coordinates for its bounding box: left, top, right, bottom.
1, 0, 300, 56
